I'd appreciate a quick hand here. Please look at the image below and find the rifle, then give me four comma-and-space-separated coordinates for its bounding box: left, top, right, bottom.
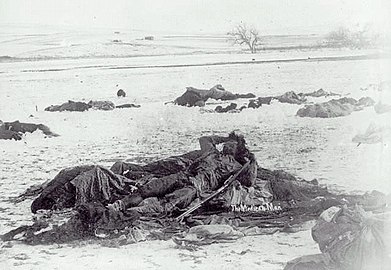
176, 160, 251, 221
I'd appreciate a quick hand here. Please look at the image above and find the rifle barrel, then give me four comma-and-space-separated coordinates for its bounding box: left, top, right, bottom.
176, 161, 250, 221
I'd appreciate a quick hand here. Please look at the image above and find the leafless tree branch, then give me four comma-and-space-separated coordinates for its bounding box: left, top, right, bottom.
228, 23, 261, 53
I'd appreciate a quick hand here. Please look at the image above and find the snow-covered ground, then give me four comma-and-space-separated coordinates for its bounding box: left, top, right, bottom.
0, 26, 391, 269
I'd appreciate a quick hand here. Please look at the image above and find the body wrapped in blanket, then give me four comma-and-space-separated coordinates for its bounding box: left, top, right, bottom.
29, 132, 258, 215
2, 132, 380, 246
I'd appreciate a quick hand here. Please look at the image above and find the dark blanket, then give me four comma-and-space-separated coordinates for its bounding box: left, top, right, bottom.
31, 165, 132, 213
45, 100, 90, 112
174, 85, 255, 107
4, 148, 380, 245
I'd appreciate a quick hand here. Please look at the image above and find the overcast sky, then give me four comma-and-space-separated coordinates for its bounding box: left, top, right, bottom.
1, 0, 390, 34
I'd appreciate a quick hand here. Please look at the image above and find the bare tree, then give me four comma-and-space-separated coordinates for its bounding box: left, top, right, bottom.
228, 23, 261, 53
325, 27, 352, 48
324, 25, 378, 49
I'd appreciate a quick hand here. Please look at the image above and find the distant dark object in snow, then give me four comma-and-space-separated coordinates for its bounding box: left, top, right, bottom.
336, 97, 360, 106
116, 104, 141, 109
0, 120, 58, 140
117, 89, 126, 97
274, 91, 307, 105
88, 100, 115, 111
144, 36, 154, 40
300, 88, 340, 98
215, 103, 240, 113
250, 89, 340, 108
356, 97, 375, 107
236, 93, 256, 99
45, 100, 128, 112
174, 84, 255, 107
45, 100, 90, 112
296, 97, 374, 118
0, 128, 22, 140
248, 97, 273, 108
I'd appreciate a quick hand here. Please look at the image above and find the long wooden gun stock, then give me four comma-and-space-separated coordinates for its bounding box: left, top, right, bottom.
176, 160, 251, 221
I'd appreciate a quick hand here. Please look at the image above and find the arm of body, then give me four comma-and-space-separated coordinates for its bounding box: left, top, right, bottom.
238, 156, 257, 187
199, 135, 230, 153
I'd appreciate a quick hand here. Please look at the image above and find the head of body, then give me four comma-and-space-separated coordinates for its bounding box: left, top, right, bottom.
222, 133, 252, 164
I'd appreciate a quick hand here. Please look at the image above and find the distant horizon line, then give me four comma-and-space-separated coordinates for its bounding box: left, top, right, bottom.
0, 22, 332, 37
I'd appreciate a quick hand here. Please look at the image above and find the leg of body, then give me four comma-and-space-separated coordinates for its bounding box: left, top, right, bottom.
163, 186, 197, 213
119, 171, 189, 209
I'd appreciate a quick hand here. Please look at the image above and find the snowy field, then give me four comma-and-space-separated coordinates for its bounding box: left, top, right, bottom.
1, 27, 391, 269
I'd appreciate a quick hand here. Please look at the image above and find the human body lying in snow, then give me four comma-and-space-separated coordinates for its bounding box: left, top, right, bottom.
284, 200, 391, 270
29, 132, 258, 214
174, 85, 255, 107
0, 120, 58, 140
2, 132, 383, 244
107, 132, 257, 213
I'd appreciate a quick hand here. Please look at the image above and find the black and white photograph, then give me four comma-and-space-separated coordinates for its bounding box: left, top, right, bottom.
0, 1, 390, 269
